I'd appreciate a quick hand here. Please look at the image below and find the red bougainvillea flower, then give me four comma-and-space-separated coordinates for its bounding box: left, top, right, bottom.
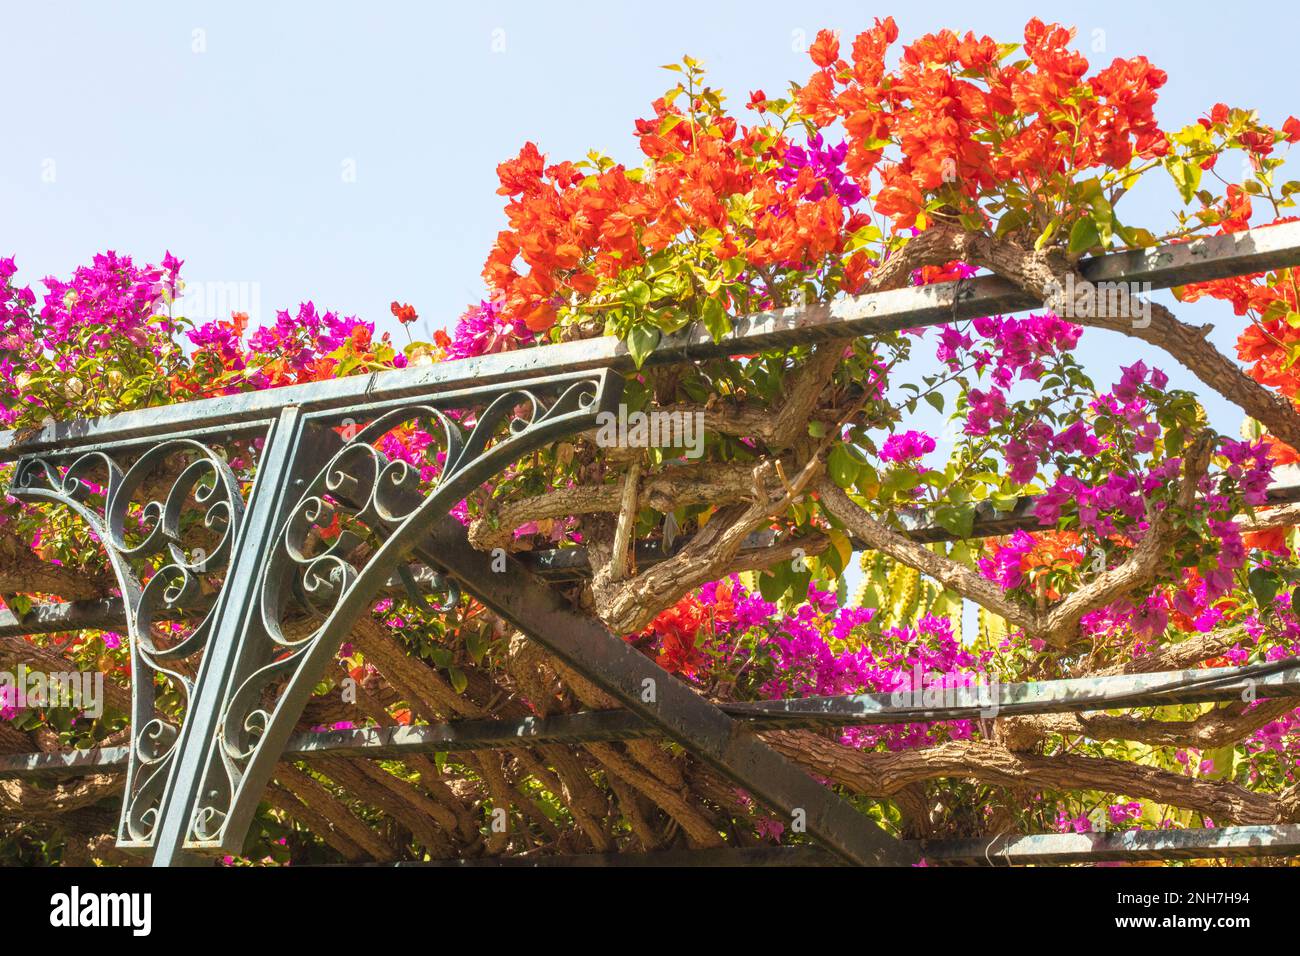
390, 301, 419, 324
640, 594, 711, 677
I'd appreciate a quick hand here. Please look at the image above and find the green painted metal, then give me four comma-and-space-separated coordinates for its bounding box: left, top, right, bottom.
7, 431, 260, 852
149, 407, 320, 865
180, 372, 619, 854
918, 824, 1300, 865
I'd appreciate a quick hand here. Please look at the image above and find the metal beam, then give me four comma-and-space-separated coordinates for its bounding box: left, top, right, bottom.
3, 660, 1296, 780
381, 824, 1300, 865
722, 661, 1300, 727
0, 566, 469, 638
0, 745, 131, 778
918, 824, 1300, 864
6, 221, 1300, 461
411, 515, 915, 866
148, 408, 320, 865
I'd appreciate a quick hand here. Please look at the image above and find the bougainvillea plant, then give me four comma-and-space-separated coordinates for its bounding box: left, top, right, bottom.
4, 16, 1300, 865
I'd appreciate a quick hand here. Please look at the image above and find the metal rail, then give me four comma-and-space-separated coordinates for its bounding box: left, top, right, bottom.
5, 221, 1299, 461
5, 660, 1294, 779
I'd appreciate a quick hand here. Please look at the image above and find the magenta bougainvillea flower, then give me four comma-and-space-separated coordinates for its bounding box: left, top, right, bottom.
879, 429, 936, 463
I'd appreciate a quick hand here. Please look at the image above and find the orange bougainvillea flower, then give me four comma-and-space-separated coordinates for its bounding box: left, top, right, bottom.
1220, 185, 1254, 233
495, 141, 546, 196
349, 324, 372, 349
1261, 435, 1300, 467
1244, 527, 1291, 556
640, 594, 712, 677
1174, 221, 1300, 401
522, 301, 558, 332
809, 29, 841, 69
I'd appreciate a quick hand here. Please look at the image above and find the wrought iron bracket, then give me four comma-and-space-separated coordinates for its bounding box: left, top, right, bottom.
169, 370, 620, 860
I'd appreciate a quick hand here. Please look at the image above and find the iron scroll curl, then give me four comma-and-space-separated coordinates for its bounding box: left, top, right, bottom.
8, 440, 245, 847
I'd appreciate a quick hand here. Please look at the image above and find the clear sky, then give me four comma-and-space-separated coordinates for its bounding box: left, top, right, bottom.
2, 0, 1296, 440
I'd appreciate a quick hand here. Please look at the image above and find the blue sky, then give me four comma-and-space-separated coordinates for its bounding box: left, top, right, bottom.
2, 0, 1295, 440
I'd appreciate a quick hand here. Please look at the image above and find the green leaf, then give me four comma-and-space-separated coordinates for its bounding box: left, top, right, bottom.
700, 296, 730, 342
1068, 216, 1101, 254
758, 567, 786, 603
1166, 158, 1202, 205
466, 630, 491, 664
934, 502, 977, 540
828, 443, 862, 489
1034, 217, 1059, 251
448, 667, 469, 695
824, 528, 853, 575
626, 324, 661, 370
626, 280, 652, 309
1249, 567, 1282, 610
1115, 222, 1158, 248
882, 467, 923, 497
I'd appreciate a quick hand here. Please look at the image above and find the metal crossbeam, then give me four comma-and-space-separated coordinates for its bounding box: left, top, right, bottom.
6, 222, 1300, 462
918, 825, 1300, 864
6, 660, 1293, 780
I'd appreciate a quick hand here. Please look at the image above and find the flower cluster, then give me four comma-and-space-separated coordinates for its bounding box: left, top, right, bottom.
633, 578, 996, 753
2, 251, 184, 425
797, 19, 1169, 229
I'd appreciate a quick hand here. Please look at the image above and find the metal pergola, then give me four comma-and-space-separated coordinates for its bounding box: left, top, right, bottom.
4, 222, 1300, 867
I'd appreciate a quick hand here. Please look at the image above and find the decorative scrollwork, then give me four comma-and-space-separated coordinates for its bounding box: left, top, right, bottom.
186, 373, 613, 849
7, 440, 245, 847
